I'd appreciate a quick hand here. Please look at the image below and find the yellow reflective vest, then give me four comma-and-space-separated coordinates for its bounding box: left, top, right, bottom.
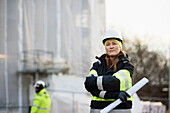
30, 89, 51, 113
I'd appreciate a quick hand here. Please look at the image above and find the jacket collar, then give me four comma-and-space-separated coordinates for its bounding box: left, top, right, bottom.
36, 88, 50, 98
37, 88, 46, 95
96, 53, 128, 61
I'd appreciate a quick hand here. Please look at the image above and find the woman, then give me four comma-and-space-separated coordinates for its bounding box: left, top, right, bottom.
84, 29, 134, 113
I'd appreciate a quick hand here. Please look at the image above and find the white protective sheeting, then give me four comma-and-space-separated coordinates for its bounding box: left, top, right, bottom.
132, 93, 143, 113
0, 0, 106, 112
47, 74, 91, 113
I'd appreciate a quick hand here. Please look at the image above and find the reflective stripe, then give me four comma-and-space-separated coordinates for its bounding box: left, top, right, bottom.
117, 71, 129, 90
91, 95, 132, 101
128, 95, 133, 101
91, 96, 116, 101
113, 70, 130, 91
97, 76, 103, 90
112, 70, 133, 101
99, 91, 106, 98
32, 105, 50, 110
88, 69, 98, 77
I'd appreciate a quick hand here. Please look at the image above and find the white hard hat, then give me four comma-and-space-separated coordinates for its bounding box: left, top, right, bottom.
102, 29, 123, 45
34, 80, 45, 89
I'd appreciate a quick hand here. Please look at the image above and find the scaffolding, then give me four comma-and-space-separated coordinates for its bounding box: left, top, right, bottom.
18, 50, 70, 76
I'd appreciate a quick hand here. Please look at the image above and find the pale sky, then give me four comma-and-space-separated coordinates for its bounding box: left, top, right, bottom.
106, 0, 170, 58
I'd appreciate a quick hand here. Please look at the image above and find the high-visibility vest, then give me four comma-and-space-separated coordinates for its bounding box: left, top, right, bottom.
30, 89, 51, 113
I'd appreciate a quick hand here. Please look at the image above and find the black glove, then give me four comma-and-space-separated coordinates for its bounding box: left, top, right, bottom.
90, 89, 101, 97
84, 76, 97, 92
118, 91, 130, 103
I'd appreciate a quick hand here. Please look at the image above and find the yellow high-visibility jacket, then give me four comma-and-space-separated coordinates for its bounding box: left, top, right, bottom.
30, 89, 51, 113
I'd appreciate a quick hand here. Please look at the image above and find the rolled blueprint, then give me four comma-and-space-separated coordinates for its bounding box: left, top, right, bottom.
100, 77, 149, 113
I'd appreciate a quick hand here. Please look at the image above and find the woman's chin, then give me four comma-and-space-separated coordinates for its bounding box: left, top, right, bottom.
108, 53, 117, 57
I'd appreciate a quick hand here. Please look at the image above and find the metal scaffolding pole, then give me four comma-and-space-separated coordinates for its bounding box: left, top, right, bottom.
18, 0, 23, 112
56, 0, 61, 58
4, 0, 9, 112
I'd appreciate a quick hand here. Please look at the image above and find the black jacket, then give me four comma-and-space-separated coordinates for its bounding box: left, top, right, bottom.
85, 53, 134, 109
93, 54, 133, 76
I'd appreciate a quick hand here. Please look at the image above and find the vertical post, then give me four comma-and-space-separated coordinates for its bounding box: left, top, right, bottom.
56, 0, 61, 57
79, 0, 83, 79
4, 0, 9, 112
32, 0, 35, 50
72, 92, 75, 113
44, 0, 47, 53
18, 74, 22, 113
18, 0, 23, 112
35, 51, 39, 81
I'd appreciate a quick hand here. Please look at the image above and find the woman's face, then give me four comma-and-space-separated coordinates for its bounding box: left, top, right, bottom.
105, 40, 120, 57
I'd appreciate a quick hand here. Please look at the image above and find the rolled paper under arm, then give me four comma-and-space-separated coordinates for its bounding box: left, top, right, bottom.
100, 77, 149, 113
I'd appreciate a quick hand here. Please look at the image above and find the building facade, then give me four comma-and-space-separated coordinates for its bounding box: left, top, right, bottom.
0, 0, 105, 112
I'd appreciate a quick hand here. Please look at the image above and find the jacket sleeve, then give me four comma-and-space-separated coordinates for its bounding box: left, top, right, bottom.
84, 76, 97, 92
84, 74, 120, 92
99, 91, 119, 99
85, 60, 133, 93
96, 69, 132, 92
30, 96, 41, 113
89, 89, 119, 99
84, 61, 100, 92
96, 75, 120, 92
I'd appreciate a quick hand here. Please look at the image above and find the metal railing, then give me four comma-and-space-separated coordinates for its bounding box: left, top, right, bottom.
22, 50, 54, 71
